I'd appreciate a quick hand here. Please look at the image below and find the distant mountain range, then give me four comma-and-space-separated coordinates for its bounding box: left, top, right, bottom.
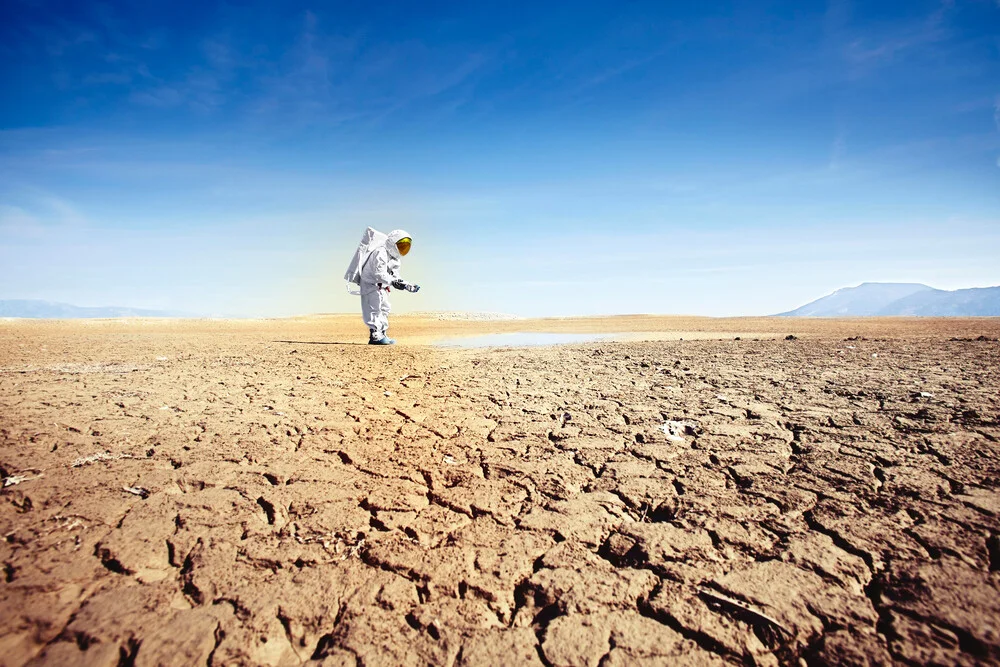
780, 283, 1000, 317
0, 300, 187, 318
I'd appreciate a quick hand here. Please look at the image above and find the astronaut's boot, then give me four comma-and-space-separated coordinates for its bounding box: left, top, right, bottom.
369, 330, 395, 345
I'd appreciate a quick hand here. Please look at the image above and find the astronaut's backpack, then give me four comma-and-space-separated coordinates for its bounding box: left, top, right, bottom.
344, 227, 388, 295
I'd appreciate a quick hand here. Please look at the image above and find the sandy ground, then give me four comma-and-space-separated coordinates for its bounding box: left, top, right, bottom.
1, 315, 999, 666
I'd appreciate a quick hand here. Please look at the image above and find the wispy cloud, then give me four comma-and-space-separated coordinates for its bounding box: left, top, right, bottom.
0, 189, 88, 241
0, 205, 45, 239
128, 85, 184, 107
843, 24, 945, 66
26, 20, 97, 58
829, 130, 847, 170
82, 71, 132, 85
836, 3, 951, 77
566, 48, 669, 98
250, 11, 493, 129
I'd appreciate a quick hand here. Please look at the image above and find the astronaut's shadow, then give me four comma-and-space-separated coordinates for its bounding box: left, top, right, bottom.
273, 340, 369, 346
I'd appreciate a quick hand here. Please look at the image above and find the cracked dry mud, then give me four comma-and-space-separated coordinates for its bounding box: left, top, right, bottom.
1, 316, 999, 666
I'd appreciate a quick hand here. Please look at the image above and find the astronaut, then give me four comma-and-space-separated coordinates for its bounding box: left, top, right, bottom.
358, 229, 420, 345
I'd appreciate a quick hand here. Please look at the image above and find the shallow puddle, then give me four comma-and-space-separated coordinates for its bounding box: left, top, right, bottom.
433, 332, 617, 348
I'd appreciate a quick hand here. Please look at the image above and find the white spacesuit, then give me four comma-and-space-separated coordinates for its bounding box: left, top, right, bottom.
356, 229, 420, 345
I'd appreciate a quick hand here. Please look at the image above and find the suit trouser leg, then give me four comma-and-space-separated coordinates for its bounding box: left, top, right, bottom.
361, 291, 385, 338
379, 290, 392, 337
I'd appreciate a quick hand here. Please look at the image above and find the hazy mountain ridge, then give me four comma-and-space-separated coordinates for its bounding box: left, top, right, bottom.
781, 283, 1000, 317
0, 300, 187, 319
881, 286, 1000, 316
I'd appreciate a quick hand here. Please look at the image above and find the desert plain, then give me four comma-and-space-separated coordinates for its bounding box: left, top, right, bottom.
1, 314, 999, 666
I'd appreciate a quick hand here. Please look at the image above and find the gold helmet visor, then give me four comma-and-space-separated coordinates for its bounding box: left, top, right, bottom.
396, 237, 412, 256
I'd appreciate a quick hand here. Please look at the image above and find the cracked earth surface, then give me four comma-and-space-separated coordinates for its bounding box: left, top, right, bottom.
1, 316, 999, 666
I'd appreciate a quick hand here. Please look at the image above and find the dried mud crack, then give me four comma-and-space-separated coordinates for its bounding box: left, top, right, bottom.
2, 317, 999, 666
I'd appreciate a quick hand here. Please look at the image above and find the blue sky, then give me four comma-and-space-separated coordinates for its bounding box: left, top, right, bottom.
1, 0, 998, 317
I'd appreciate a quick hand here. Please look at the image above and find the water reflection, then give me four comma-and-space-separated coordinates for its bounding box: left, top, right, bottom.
434, 332, 616, 348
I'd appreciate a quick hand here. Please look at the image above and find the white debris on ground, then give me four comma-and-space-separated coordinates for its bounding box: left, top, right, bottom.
70, 452, 134, 467
661, 420, 697, 443
3, 473, 43, 487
